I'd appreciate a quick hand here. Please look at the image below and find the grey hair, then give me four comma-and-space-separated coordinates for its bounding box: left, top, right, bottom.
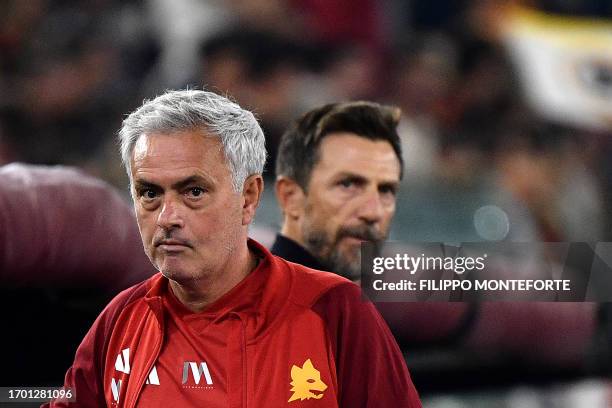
118, 89, 266, 192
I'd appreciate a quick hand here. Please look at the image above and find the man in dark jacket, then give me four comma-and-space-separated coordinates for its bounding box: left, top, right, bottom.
270, 101, 598, 374
271, 102, 475, 345
272, 101, 403, 281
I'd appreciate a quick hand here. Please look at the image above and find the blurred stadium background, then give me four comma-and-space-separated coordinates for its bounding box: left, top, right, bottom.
1, 0, 611, 407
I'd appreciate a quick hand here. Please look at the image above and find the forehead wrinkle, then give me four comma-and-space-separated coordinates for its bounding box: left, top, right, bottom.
316, 150, 401, 183
130, 132, 227, 186
134, 136, 216, 161
317, 134, 400, 169
133, 166, 218, 188
132, 131, 221, 161
132, 144, 208, 165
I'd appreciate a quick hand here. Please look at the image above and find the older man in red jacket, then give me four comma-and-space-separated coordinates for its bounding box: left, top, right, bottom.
44, 90, 421, 408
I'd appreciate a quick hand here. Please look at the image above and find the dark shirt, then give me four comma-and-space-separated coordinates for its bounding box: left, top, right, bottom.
270, 234, 327, 271
270, 233, 479, 349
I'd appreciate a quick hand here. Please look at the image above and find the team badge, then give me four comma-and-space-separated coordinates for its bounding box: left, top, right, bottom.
288, 359, 327, 402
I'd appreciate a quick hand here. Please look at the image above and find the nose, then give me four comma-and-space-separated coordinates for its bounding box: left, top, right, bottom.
156, 197, 184, 230
357, 188, 385, 225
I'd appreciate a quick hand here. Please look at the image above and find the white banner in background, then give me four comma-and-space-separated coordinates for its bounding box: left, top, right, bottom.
503, 7, 612, 131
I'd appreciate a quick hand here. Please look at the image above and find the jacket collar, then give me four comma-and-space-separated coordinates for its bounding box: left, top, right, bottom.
270, 234, 326, 271
143, 238, 292, 341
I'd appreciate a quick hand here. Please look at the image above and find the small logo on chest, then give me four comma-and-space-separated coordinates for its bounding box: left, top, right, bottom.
288, 359, 327, 402
182, 361, 214, 389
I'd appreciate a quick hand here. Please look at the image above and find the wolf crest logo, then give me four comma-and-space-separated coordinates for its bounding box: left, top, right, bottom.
288, 359, 327, 402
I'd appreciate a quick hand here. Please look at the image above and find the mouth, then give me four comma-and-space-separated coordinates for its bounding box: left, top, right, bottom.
158, 244, 188, 252
342, 236, 370, 245
155, 239, 191, 252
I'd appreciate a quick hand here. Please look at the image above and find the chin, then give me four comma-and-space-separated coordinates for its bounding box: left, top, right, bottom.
338, 238, 361, 253
160, 268, 198, 284
156, 259, 194, 281
338, 246, 360, 264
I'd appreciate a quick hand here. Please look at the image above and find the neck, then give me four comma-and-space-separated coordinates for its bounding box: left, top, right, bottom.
280, 221, 305, 247
169, 241, 258, 312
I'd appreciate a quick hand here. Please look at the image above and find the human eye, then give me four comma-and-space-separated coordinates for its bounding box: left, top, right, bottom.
185, 186, 207, 200
138, 188, 159, 201
339, 178, 355, 188
337, 177, 362, 190
379, 184, 398, 197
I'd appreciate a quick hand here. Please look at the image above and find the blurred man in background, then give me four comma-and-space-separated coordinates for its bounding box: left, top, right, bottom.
272, 101, 482, 356
273, 101, 403, 280
272, 101, 601, 393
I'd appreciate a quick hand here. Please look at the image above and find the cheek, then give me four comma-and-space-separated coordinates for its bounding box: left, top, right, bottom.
191, 201, 242, 242
334, 198, 364, 225
135, 210, 155, 237
306, 192, 344, 222
381, 206, 396, 227
303, 202, 331, 236
133, 207, 164, 255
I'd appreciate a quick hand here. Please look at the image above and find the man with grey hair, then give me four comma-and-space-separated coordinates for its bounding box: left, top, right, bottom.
46, 90, 421, 408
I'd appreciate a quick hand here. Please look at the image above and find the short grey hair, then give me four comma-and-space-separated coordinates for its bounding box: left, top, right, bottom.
118, 89, 266, 192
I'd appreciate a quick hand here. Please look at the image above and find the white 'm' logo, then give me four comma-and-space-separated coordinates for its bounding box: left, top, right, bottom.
182, 362, 213, 385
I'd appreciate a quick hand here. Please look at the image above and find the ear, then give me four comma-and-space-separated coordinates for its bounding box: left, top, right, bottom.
241, 174, 264, 225
275, 176, 306, 220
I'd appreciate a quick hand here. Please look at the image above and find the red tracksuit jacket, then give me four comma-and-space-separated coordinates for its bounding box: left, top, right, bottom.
45, 240, 421, 407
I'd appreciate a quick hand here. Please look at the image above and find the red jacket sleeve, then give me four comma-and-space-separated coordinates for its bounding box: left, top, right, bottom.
313, 283, 422, 408
41, 282, 148, 408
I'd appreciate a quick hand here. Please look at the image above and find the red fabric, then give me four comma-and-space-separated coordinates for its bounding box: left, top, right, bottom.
312, 284, 422, 407
42, 279, 152, 408
44, 239, 421, 408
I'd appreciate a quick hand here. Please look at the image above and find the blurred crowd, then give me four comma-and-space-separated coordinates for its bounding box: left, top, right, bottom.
1, 0, 611, 245
1, 0, 611, 406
